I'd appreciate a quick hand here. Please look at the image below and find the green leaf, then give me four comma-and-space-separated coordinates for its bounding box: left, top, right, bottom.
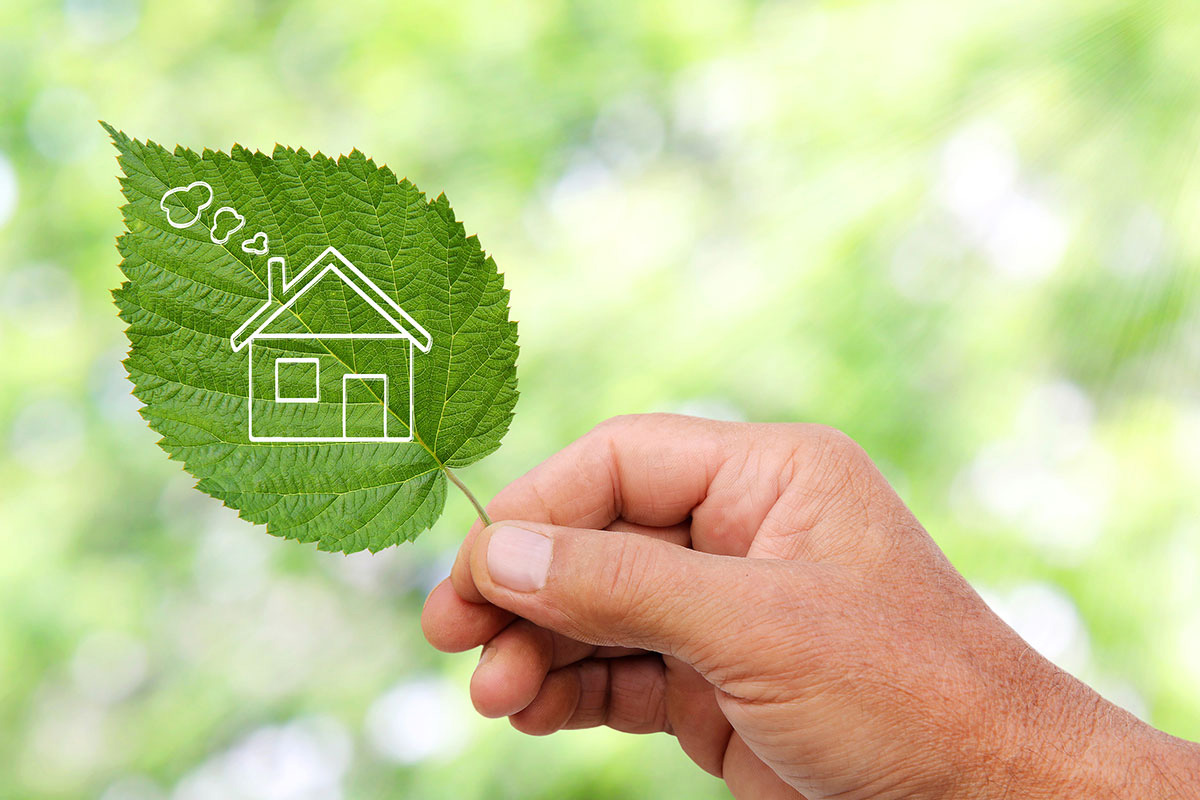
105, 123, 518, 552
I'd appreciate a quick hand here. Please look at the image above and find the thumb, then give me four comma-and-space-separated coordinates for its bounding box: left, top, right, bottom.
468, 520, 780, 680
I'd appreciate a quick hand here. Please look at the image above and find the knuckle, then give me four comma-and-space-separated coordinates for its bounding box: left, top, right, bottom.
812, 424, 866, 463
589, 412, 678, 439
807, 425, 875, 490
580, 415, 640, 463
590, 413, 642, 436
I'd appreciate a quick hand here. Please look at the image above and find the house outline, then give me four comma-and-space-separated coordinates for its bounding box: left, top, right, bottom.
230, 245, 433, 443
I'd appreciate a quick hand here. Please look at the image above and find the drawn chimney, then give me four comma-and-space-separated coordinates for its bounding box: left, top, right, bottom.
267, 256, 291, 301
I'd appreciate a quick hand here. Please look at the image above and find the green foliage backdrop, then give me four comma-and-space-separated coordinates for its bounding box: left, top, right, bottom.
0, 0, 1198, 798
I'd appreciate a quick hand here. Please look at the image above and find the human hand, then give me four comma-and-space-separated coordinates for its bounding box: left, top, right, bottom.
422, 415, 1200, 799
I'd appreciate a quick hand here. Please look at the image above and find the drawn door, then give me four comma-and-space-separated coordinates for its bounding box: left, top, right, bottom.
342, 374, 388, 439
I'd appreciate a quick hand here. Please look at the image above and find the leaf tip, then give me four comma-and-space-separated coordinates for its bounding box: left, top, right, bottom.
101, 121, 134, 154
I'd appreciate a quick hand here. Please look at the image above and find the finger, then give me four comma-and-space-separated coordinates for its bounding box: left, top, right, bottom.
511, 656, 670, 736
508, 662, 583, 735
421, 577, 512, 652
509, 654, 735, 782
723, 731, 809, 799
469, 619, 553, 718
467, 617, 644, 718
580, 656, 670, 734
469, 520, 798, 686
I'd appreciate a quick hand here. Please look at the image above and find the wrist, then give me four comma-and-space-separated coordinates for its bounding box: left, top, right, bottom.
973, 667, 1200, 799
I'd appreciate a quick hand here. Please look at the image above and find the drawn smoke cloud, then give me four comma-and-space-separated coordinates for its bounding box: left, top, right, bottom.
159, 180, 269, 256
160, 181, 213, 229
242, 231, 269, 255
209, 207, 246, 245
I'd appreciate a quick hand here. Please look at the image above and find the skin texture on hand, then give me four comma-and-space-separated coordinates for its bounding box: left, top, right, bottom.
421, 414, 1200, 799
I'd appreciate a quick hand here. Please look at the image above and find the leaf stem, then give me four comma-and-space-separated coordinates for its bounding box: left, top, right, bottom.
444, 466, 492, 527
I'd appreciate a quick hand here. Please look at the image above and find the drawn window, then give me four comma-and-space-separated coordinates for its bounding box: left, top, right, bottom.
275, 357, 320, 403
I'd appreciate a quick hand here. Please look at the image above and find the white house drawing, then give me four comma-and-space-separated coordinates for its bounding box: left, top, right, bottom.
229, 246, 433, 443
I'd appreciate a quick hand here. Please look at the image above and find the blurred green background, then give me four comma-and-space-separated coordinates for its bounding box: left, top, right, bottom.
2, 0, 1199, 797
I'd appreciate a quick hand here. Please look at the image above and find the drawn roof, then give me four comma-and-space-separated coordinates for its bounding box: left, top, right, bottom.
229, 246, 433, 353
